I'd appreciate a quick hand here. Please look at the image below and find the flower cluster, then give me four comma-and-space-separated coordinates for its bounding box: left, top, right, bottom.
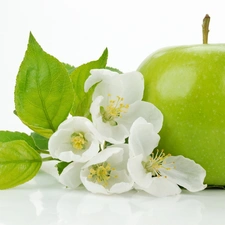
48, 69, 206, 197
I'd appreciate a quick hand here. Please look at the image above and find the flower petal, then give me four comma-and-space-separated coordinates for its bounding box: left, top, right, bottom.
49, 116, 102, 163
49, 129, 74, 160
106, 145, 128, 166
127, 154, 153, 189
59, 162, 84, 189
129, 117, 160, 157
143, 177, 181, 197
81, 147, 122, 172
41, 160, 59, 179
106, 144, 130, 169
59, 138, 100, 163
81, 176, 110, 194
85, 69, 144, 103
117, 71, 144, 103
80, 147, 133, 194
117, 101, 163, 133
84, 69, 118, 93
109, 170, 134, 194
90, 96, 129, 144
160, 156, 207, 192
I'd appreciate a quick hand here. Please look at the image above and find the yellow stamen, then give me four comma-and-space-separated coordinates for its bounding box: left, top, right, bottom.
70, 132, 87, 150
142, 149, 172, 177
88, 162, 117, 186
101, 95, 129, 126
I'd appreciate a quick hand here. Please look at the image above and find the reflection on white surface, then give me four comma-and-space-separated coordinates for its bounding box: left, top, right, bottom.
0, 172, 225, 225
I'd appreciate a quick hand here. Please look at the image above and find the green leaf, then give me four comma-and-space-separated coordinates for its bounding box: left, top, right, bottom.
62, 62, 76, 75
0, 131, 38, 150
105, 66, 123, 74
0, 140, 42, 189
31, 132, 49, 150
70, 48, 108, 117
14, 32, 74, 138
56, 161, 72, 175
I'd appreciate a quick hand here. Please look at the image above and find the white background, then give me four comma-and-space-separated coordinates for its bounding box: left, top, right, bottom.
1, 0, 225, 132
1, 1, 225, 225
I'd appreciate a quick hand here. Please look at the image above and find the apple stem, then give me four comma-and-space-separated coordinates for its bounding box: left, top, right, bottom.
202, 14, 210, 44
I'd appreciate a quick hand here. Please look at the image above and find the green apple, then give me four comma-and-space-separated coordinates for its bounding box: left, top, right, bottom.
138, 16, 225, 186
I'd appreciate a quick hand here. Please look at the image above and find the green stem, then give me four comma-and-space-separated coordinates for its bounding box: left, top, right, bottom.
42, 156, 59, 162
202, 14, 210, 44
37, 149, 50, 154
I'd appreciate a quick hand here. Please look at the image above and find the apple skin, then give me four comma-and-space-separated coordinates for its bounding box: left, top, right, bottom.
138, 44, 225, 185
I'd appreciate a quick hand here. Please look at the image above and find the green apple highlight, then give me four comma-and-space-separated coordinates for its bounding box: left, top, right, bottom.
138, 44, 225, 185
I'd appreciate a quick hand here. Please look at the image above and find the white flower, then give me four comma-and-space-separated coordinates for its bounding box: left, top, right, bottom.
84, 69, 163, 144
127, 117, 207, 197
58, 162, 84, 189
129, 117, 160, 157
49, 116, 103, 163
80, 144, 134, 195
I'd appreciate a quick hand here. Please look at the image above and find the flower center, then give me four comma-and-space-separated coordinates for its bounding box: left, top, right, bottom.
142, 150, 171, 177
88, 162, 116, 186
100, 94, 129, 126
70, 132, 87, 150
